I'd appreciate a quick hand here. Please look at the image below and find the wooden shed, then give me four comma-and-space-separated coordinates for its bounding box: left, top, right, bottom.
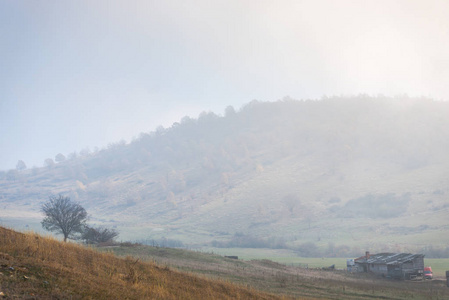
354, 251, 424, 279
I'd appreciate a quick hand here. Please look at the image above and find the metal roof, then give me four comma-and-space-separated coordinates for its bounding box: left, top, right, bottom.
354, 253, 424, 265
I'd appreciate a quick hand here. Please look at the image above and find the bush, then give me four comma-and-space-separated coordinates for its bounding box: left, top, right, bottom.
82, 226, 119, 244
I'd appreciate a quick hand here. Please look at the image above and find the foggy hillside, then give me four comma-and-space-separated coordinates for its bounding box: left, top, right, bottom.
1, 96, 449, 256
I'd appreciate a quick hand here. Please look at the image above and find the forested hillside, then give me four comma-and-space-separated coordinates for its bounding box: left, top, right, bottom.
1, 96, 449, 256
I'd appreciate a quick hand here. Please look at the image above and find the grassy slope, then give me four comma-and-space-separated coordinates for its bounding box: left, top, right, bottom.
0, 227, 280, 300
102, 243, 449, 300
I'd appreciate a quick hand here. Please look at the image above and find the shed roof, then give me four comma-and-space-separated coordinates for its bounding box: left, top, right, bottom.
354, 253, 424, 265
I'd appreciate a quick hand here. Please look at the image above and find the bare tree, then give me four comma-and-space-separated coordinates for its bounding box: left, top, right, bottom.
44, 158, 55, 169
41, 195, 87, 242
224, 105, 236, 117
55, 153, 66, 163
16, 160, 26, 171
81, 226, 119, 244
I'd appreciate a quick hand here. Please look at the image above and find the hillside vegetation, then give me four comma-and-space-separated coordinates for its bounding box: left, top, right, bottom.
0, 226, 279, 299
1, 96, 449, 255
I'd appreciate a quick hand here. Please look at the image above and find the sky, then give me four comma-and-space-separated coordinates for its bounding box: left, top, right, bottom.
1, 0, 449, 170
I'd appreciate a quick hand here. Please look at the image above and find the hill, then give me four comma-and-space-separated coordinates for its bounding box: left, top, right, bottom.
0, 226, 279, 299
1, 96, 449, 255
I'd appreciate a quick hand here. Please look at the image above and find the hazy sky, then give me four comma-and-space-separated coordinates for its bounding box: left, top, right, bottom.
1, 0, 449, 170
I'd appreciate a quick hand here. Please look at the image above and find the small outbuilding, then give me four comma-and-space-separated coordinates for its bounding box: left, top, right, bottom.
354, 251, 424, 279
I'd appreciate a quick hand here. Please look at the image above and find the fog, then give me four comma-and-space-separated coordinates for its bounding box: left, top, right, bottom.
2, 97, 449, 251
1, 0, 449, 170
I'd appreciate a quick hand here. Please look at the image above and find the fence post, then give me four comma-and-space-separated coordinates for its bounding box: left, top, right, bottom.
446, 271, 449, 287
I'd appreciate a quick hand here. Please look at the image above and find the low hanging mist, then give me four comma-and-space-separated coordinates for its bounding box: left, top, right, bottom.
1, 96, 449, 258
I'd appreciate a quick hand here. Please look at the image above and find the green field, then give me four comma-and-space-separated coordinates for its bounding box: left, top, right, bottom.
203, 247, 449, 277
424, 259, 449, 277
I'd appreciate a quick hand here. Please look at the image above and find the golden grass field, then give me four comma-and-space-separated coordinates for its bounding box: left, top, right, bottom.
0, 227, 283, 299
2, 226, 449, 299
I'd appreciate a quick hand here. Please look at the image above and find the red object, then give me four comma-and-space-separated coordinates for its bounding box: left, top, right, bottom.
424, 266, 433, 279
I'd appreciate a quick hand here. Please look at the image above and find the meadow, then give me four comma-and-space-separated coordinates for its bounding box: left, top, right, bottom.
204, 247, 449, 277
0, 227, 279, 299
2, 226, 449, 299
105, 243, 449, 299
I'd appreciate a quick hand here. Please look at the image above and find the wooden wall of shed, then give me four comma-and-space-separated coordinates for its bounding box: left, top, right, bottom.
401, 257, 424, 272
369, 264, 387, 275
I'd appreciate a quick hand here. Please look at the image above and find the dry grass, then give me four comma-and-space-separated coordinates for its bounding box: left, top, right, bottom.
0, 227, 284, 299
2, 226, 449, 300
104, 243, 449, 300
